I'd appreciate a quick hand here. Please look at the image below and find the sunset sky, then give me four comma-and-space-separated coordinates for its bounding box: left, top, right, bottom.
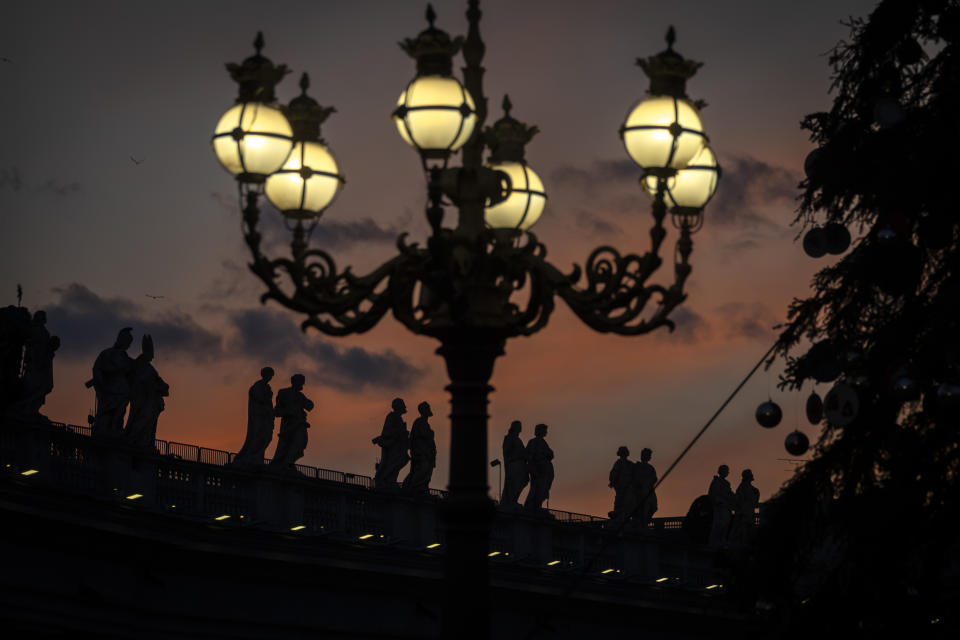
0, 0, 877, 517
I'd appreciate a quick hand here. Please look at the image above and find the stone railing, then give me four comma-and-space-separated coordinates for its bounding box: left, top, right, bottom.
0, 418, 723, 585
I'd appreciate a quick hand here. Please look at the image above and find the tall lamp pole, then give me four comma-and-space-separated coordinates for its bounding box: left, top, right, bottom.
210, 2, 719, 636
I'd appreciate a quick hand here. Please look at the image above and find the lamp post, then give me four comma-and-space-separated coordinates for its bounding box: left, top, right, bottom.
211, 2, 718, 636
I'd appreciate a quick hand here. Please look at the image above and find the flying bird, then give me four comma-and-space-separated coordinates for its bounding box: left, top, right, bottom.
130, 155, 144, 165
145, 294, 164, 300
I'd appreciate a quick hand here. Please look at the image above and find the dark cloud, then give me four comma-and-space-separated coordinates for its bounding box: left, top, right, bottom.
229, 307, 424, 392
310, 217, 399, 250
664, 306, 709, 344
210, 191, 237, 215
44, 284, 222, 362
549, 158, 637, 196
574, 209, 622, 237
714, 301, 778, 340
36, 179, 82, 197
707, 155, 797, 229
200, 259, 259, 302
0, 167, 22, 191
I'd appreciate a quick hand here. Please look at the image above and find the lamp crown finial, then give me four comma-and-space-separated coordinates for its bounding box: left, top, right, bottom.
426, 4, 436, 28
254, 31, 264, 55
666, 26, 676, 50
300, 72, 310, 94
502, 94, 512, 116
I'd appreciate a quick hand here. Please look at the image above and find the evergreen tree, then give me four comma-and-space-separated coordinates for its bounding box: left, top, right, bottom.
753, 0, 960, 635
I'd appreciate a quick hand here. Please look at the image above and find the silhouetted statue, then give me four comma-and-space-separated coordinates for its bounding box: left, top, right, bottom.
524, 423, 554, 512
373, 398, 409, 488
728, 469, 760, 547
233, 367, 276, 467
0, 305, 31, 413
500, 420, 528, 507
269, 374, 313, 471
123, 335, 169, 447
634, 447, 658, 527
708, 464, 735, 547
402, 401, 436, 494
91, 328, 137, 437
608, 446, 636, 520
8, 311, 60, 422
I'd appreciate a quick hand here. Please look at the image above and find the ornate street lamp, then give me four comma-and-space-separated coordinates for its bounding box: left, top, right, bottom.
211, 3, 718, 636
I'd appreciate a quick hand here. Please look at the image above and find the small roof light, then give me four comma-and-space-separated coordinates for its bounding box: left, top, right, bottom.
426, 543, 441, 549
358, 533, 375, 540
125, 493, 143, 500
547, 560, 561, 566
21, 469, 39, 476
601, 568, 615, 575
290, 525, 306, 531
215, 515, 231, 521
656, 577, 670, 583
706, 584, 722, 590
488, 551, 501, 557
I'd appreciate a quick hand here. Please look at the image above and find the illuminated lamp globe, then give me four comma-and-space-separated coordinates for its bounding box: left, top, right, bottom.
641, 144, 719, 207
265, 141, 343, 219
621, 96, 705, 172
393, 75, 477, 160
484, 161, 547, 231
212, 103, 294, 182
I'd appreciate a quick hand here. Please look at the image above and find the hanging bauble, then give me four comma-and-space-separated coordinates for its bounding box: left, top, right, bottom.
805, 392, 823, 424
876, 226, 898, 246
785, 430, 810, 456
805, 341, 841, 383
824, 223, 851, 255
824, 382, 859, 427
848, 373, 871, 391
936, 382, 960, 411
892, 375, 920, 401
873, 97, 904, 128
756, 400, 782, 428
803, 227, 827, 258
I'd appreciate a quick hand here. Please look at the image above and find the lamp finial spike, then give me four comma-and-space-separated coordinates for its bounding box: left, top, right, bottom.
426, 4, 436, 28
666, 26, 676, 50
502, 94, 512, 116
254, 31, 264, 54
299, 72, 309, 95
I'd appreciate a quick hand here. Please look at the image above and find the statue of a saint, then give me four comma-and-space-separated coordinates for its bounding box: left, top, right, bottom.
634, 447, 658, 527
524, 423, 554, 512
233, 367, 276, 467
402, 401, 436, 494
123, 335, 169, 448
500, 421, 528, 507
728, 469, 760, 547
373, 398, 409, 489
0, 305, 31, 413
608, 446, 636, 520
708, 464, 735, 547
269, 374, 313, 471
9, 310, 59, 422
91, 328, 137, 437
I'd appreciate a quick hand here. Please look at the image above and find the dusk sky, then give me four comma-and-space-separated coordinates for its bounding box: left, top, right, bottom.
0, 0, 878, 517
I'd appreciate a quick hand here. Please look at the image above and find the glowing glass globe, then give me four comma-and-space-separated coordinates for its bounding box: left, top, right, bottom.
484, 161, 546, 230
212, 102, 294, 181
621, 95, 705, 171
394, 75, 477, 159
641, 144, 719, 209
265, 141, 344, 219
